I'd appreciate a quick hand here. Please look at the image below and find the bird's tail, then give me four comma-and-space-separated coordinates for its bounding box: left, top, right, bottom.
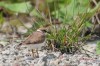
18, 43, 22, 46
15, 42, 22, 49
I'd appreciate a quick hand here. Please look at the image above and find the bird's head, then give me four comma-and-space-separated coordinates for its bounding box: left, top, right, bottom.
37, 27, 50, 34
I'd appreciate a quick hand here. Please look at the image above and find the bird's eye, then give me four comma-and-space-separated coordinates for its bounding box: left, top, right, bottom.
42, 30, 47, 32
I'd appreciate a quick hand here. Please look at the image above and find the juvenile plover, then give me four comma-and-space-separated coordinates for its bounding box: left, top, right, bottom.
18, 27, 47, 57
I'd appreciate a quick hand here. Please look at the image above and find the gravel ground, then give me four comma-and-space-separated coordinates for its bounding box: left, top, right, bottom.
0, 34, 100, 66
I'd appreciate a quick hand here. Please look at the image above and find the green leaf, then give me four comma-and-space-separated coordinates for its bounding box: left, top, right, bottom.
0, 13, 4, 25
46, 0, 54, 3
0, 2, 32, 13
66, 0, 89, 17
78, 0, 90, 6
85, 21, 93, 28
30, 9, 42, 18
96, 41, 100, 54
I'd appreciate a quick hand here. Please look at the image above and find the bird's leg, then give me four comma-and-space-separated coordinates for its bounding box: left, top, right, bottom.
31, 49, 35, 58
36, 49, 39, 58
31, 49, 39, 58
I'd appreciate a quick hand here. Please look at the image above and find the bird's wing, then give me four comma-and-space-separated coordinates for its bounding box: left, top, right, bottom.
21, 31, 45, 45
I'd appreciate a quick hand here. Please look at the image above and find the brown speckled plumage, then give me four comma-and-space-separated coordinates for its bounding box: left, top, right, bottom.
20, 31, 45, 45
18, 28, 47, 58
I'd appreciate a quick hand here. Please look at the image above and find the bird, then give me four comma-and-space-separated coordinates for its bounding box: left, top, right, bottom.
17, 27, 48, 58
